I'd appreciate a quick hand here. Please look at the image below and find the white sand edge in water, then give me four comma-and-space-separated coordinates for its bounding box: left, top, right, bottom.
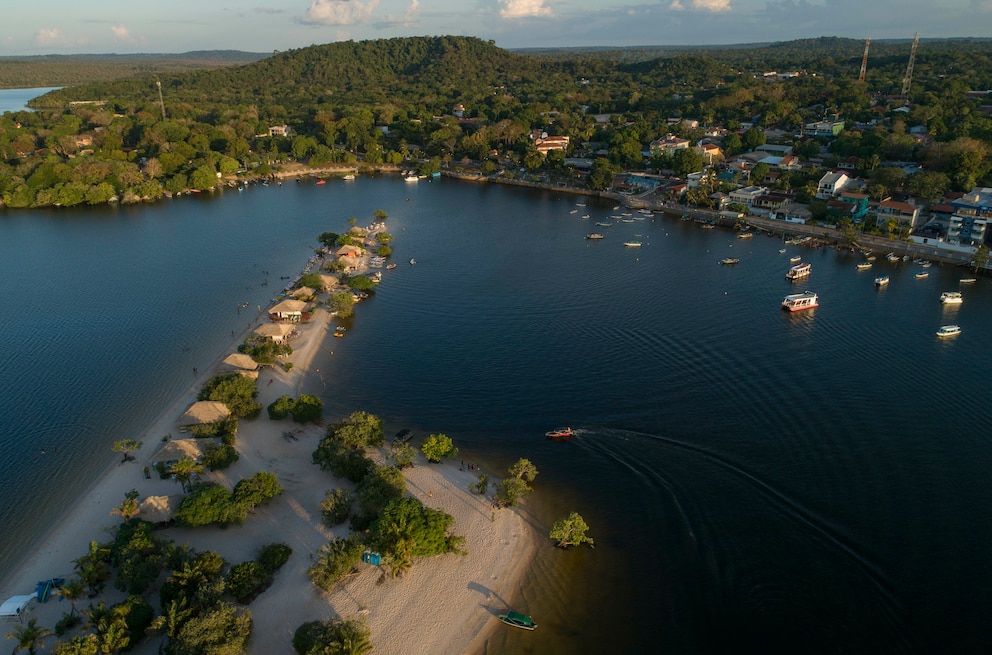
1, 307, 537, 655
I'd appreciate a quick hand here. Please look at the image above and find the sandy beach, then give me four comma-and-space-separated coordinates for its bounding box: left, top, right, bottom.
2, 259, 535, 654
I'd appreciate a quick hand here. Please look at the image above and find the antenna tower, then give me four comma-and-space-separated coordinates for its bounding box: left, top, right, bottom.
156, 79, 166, 121
901, 32, 920, 97
858, 37, 870, 82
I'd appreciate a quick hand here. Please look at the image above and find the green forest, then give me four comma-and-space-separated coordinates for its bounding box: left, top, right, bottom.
1, 35, 991, 210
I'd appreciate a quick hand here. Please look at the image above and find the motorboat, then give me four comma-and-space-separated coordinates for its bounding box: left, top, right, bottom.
940, 291, 963, 304
936, 325, 961, 338
409, 258, 416, 265
720, 257, 740, 265
595, 222, 611, 227
342, 174, 356, 180
585, 233, 605, 240
960, 278, 977, 284
781, 291, 818, 312
623, 241, 643, 247
915, 271, 929, 279
736, 232, 754, 239
874, 275, 889, 287
887, 253, 901, 262
386, 263, 397, 270
856, 262, 872, 270
546, 427, 574, 439
497, 612, 537, 631
786, 263, 811, 280
790, 255, 802, 263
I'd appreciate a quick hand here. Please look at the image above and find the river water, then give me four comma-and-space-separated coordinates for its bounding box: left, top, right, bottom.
1, 177, 990, 653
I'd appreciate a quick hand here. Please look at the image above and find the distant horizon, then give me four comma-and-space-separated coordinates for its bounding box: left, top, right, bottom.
3, 0, 991, 57
2, 34, 992, 60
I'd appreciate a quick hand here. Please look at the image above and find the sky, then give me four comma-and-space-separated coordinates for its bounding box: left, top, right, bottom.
2, 0, 992, 56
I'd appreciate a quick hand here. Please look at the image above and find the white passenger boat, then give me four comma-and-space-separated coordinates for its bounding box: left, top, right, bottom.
874, 275, 889, 287
782, 291, 818, 312
936, 325, 961, 338
786, 263, 811, 280
940, 291, 963, 304
790, 255, 802, 263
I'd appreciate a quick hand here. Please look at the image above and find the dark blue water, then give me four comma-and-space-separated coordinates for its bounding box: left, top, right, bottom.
2, 179, 991, 653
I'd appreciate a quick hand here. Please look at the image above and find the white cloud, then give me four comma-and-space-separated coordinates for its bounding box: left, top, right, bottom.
35, 28, 61, 46
111, 25, 134, 42
500, 0, 553, 19
302, 0, 381, 25
670, 0, 685, 8
693, 0, 732, 10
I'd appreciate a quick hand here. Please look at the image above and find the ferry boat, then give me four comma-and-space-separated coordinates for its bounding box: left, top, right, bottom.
856, 262, 873, 270
585, 233, 605, 240
940, 291, 963, 304
720, 257, 740, 265
786, 263, 811, 280
936, 325, 961, 338
874, 275, 889, 287
782, 291, 818, 312
546, 427, 574, 440
623, 240, 643, 248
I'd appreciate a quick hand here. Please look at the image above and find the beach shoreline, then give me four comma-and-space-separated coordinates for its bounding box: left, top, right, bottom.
2, 252, 536, 655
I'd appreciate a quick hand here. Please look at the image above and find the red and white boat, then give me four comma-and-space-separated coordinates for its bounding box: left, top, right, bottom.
545, 427, 574, 440
782, 291, 818, 312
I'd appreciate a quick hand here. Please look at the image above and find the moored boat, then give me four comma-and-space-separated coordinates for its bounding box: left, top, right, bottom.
781, 291, 818, 312
385, 263, 397, 270
856, 262, 872, 270
623, 240, 643, 247
409, 258, 416, 265
940, 291, 963, 304
498, 611, 538, 630
585, 233, 604, 240
720, 257, 739, 265
887, 253, 901, 262
737, 232, 754, 239
790, 255, 802, 263
342, 174, 356, 180
874, 275, 889, 287
960, 278, 977, 284
595, 222, 611, 227
936, 325, 961, 338
786, 263, 811, 280
915, 271, 929, 279
546, 427, 574, 439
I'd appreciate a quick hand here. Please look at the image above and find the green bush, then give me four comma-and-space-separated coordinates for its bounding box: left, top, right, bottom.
320, 488, 353, 527
307, 538, 364, 593
226, 561, 267, 603
202, 443, 239, 471
291, 394, 323, 423
232, 471, 282, 508
175, 485, 239, 527
198, 373, 262, 419
267, 395, 295, 420
257, 543, 292, 574
421, 433, 458, 463
312, 436, 374, 483
54, 612, 82, 636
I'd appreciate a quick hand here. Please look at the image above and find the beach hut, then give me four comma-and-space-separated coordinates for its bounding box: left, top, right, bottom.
334, 244, 365, 258
291, 286, 315, 300
318, 274, 338, 292
220, 353, 260, 379
268, 299, 309, 322
156, 438, 209, 463
254, 323, 296, 343
178, 401, 230, 430
137, 494, 184, 524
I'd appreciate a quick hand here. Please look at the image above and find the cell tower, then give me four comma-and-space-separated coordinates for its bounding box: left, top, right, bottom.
156, 78, 166, 121
901, 32, 920, 97
858, 37, 870, 82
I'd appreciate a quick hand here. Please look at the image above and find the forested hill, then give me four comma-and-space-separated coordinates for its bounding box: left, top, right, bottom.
43, 36, 580, 116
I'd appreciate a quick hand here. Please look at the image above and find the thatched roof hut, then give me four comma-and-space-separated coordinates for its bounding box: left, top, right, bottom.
254, 323, 296, 343
335, 244, 364, 258
318, 274, 338, 291
155, 438, 209, 463
178, 401, 230, 428
291, 286, 315, 299
221, 353, 258, 371
137, 495, 184, 524
269, 299, 309, 321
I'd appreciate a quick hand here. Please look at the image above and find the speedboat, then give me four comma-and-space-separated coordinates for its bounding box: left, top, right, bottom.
874, 275, 889, 287
936, 325, 961, 338
786, 263, 811, 280
386, 263, 397, 270
940, 291, 963, 304
960, 278, 977, 284
498, 611, 538, 630
585, 233, 604, 240
720, 257, 739, 265
781, 291, 818, 312
409, 258, 416, 265
546, 427, 574, 439
623, 241, 643, 247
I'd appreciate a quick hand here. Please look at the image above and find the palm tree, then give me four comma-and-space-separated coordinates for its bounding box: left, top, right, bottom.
6, 618, 53, 655
73, 541, 110, 596
58, 577, 87, 616
82, 601, 110, 632
170, 457, 203, 493
111, 489, 140, 523
148, 598, 191, 654
332, 620, 373, 655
